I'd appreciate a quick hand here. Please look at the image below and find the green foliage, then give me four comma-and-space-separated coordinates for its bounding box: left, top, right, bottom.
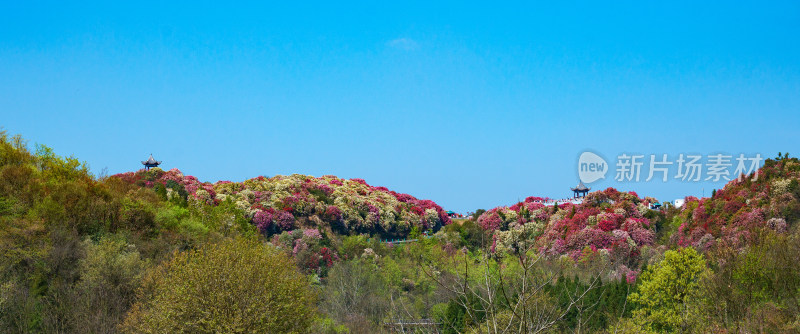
340, 234, 380, 260
152, 183, 167, 201
154, 204, 188, 230
311, 316, 350, 334
70, 235, 150, 332
409, 225, 422, 240
119, 198, 156, 233
121, 237, 316, 333
432, 299, 468, 334
154, 204, 211, 237
628, 247, 708, 332
442, 219, 486, 250
164, 179, 188, 206
0, 131, 32, 167
34, 144, 89, 182
697, 230, 800, 332
547, 276, 631, 331
660, 214, 684, 245
309, 187, 333, 205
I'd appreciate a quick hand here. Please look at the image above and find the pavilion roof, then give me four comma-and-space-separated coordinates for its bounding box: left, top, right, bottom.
142, 154, 161, 165
571, 181, 590, 192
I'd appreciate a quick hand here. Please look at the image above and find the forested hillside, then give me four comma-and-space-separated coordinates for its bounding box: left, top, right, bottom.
112, 167, 450, 238
1, 131, 798, 333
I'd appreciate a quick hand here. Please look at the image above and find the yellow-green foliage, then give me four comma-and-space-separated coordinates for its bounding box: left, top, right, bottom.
121, 237, 316, 333
71, 236, 150, 331
697, 230, 800, 332
627, 247, 708, 332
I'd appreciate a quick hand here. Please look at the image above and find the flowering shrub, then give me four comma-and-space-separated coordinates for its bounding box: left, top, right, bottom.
597, 218, 616, 232
270, 228, 340, 276
275, 211, 296, 230
303, 228, 322, 239
253, 210, 273, 233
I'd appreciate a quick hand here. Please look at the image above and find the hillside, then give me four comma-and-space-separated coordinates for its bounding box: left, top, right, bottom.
112, 168, 451, 238
0, 132, 449, 331
474, 189, 663, 281
669, 154, 800, 250
2, 131, 799, 333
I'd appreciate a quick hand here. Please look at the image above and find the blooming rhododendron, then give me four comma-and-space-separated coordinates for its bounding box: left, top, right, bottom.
597, 219, 615, 232
671, 157, 800, 248
477, 209, 505, 231
302, 228, 322, 239
111, 168, 450, 238
477, 187, 659, 269
275, 211, 295, 230
253, 210, 273, 233
325, 205, 342, 220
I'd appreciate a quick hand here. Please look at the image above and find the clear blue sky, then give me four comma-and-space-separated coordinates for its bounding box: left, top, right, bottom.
2, 1, 799, 212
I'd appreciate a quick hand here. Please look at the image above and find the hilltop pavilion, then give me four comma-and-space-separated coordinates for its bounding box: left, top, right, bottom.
141, 154, 161, 170
571, 181, 590, 198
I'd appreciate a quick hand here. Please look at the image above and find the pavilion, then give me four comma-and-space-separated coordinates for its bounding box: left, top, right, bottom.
141, 154, 161, 170
571, 181, 590, 198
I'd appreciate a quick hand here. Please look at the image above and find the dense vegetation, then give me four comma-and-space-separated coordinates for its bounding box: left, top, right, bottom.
113, 168, 451, 238
475, 190, 662, 283
1, 132, 798, 333
668, 153, 800, 250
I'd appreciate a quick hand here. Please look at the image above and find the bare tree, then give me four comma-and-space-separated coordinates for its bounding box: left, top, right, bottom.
322, 259, 389, 333
418, 237, 605, 334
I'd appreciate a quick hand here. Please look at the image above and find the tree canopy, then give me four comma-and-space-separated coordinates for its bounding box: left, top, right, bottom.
121, 237, 316, 334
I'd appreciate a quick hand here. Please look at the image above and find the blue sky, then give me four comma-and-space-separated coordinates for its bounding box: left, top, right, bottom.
2, 1, 799, 212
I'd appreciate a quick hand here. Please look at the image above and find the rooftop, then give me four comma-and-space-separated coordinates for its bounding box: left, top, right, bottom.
571, 181, 590, 192
142, 154, 161, 166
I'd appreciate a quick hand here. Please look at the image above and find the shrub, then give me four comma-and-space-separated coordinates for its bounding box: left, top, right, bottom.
70, 236, 149, 332
121, 237, 316, 333
627, 247, 709, 332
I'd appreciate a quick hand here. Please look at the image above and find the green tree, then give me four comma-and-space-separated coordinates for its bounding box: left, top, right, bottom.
121, 237, 316, 333
70, 236, 150, 333
628, 247, 709, 332
472, 209, 486, 220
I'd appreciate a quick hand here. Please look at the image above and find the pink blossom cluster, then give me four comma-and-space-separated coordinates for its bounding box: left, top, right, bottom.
271, 228, 340, 275
253, 210, 273, 233
673, 157, 800, 249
